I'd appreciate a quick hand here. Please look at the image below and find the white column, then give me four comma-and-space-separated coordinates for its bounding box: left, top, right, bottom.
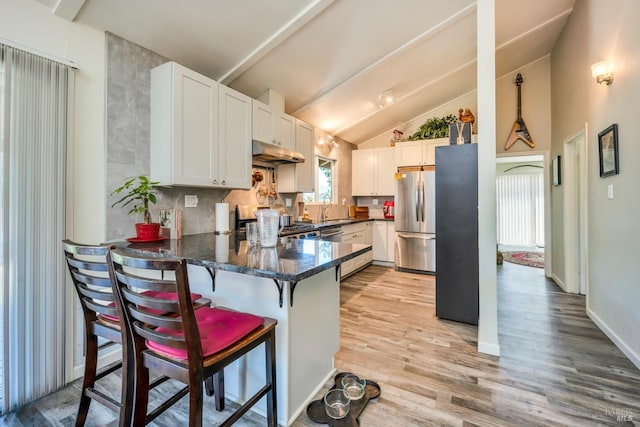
477, 0, 500, 356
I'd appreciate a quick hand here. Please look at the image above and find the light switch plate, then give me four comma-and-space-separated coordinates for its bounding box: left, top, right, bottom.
185, 195, 198, 207
607, 184, 614, 200
285, 198, 292, 207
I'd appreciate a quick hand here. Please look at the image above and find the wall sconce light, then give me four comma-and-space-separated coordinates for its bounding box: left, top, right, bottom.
591, 61, 614, 85
378, 89, 395, 108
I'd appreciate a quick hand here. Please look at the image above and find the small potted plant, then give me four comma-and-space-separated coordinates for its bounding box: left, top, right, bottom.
111, 175, 161, 240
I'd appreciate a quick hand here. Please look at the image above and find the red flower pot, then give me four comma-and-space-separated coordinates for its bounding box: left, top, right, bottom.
135, 223, 160, 240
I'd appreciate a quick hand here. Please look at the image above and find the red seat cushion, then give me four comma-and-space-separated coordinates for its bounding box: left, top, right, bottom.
146, 307, 264, 359
100, 291, 203, 322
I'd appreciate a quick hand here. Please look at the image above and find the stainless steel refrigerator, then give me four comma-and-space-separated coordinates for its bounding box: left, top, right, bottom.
394, 167, 436, 273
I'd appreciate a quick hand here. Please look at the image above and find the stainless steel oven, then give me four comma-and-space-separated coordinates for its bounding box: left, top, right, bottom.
280, 225, 319, 239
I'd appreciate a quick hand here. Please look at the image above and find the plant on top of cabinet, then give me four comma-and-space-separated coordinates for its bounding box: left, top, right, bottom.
111, 175, 161, 240
408, 114, 457, 140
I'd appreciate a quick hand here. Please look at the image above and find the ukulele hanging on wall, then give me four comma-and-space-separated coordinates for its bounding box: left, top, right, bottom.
505, 73, 535, 150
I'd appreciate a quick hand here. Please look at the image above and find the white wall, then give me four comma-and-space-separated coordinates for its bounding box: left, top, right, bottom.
551, 0, 640, 367
496, 56, 552, 155
361, 57, 551, 157
0, 0, 106, 244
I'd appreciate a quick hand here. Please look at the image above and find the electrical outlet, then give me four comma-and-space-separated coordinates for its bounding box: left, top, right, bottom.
185, 195, 198, 207
372, 199, 379, 205
342, 198, 347, 206
286, 198, 292, 207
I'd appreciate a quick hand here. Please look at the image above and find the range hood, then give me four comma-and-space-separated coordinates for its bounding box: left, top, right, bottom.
252, 140, 305, 164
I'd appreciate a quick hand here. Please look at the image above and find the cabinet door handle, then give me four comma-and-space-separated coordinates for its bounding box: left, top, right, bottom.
213, 179, 218, 184
222, 180, 226, 185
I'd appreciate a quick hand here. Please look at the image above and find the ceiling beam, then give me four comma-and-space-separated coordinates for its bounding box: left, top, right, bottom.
52, 0, 86, 21
219, 0, 335, 84
333, 58, 477, 135
291, 2, 478, 115
496, 7, 573, 51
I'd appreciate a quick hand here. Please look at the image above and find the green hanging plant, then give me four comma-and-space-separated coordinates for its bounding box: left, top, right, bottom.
408, 114, 458, 140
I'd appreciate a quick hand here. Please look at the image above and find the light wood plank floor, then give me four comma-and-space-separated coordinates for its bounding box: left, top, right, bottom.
2, 262, 639, 426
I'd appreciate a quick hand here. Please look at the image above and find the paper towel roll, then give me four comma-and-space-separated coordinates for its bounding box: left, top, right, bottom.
215, 203, 229, 233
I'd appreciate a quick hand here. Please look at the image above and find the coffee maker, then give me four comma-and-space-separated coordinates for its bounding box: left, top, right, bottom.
383, 201, 395, 219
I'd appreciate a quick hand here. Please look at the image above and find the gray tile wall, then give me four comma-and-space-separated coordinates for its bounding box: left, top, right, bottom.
105, 33, 230, 240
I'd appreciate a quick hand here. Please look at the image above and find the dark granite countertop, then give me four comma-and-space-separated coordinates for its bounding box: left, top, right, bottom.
313, 217, 395, 228
114, 232, 371, 283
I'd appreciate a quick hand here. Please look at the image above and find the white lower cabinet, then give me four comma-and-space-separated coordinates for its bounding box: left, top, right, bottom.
373, 220, 395, 263
340, 221, 373, 278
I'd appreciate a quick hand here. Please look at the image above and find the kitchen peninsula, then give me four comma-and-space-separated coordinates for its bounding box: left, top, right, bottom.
115, 233, 371, 426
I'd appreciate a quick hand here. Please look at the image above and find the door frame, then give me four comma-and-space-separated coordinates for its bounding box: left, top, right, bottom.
562, 125, 589, 295
496, 150, 551, 277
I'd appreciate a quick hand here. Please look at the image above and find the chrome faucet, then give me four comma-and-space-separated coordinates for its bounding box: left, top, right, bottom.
319, 194, 332, 222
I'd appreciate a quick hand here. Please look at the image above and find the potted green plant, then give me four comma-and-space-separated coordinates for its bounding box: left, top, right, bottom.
407, 114, 458, 140
111, 175, 161, 240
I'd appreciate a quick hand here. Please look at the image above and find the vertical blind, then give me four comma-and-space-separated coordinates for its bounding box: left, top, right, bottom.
0, 43, 70, 413
496, 172, 545, 247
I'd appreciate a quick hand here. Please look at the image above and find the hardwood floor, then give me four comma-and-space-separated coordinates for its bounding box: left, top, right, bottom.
2, 262, 638, 426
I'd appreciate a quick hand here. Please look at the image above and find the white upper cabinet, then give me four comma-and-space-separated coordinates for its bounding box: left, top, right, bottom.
277, 119, 314, 193
151, 62, 218, 187
352, 147, 395, 196
150, 61, 251, 188
278, 113, 296, 150
252, 100, 295, 149
395, 138, 449, 167
252, 100, 274, 145
218, 85, 252, 189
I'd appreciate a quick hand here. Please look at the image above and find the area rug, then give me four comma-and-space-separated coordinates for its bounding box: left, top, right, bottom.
502, 251, 544, 268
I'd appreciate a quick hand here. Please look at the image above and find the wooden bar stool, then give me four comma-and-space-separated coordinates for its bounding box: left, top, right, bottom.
107, 248, 278, 427
63, 240, 211, 426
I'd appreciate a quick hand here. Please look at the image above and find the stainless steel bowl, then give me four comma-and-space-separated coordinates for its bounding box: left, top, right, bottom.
279, 215, 292, 227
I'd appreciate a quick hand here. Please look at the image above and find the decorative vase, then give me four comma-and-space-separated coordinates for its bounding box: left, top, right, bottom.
135, 223, 160, 240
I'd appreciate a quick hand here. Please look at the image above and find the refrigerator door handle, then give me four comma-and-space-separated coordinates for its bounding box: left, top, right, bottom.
418, 179, 424, 222
415, 182, 420, 222
421, 179, 426, 222
397, 232, 435, 240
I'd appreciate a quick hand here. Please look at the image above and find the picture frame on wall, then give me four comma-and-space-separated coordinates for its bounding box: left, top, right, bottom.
598, 124, 619, 177
552, 155, 561, 186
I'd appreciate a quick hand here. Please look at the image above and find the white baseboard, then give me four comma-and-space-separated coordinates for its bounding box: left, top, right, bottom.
478, 341, 500, 356
587, 308, 640, 370
372, 261, 394, 267
72, 346, 122, 380
551, 273, 567, 292
224, 367, 336, 426
287, 368, 336, 426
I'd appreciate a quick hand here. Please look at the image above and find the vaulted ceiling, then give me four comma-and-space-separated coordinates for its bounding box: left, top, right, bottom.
35, 0, 575, 144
